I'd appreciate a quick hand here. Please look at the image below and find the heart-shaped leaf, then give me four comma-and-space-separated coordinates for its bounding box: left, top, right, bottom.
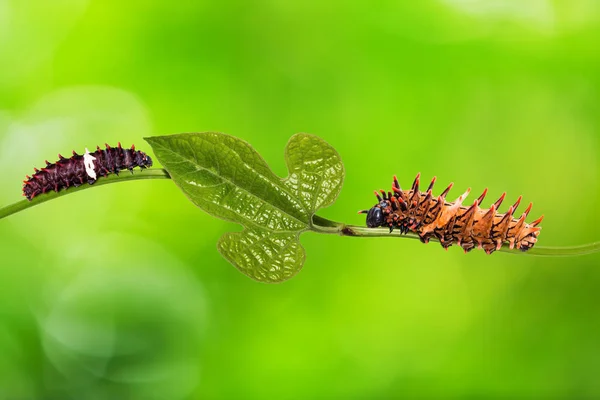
145, 132, 344, 282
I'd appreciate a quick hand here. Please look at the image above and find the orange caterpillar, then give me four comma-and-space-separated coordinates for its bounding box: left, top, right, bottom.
359, 174, 544, 254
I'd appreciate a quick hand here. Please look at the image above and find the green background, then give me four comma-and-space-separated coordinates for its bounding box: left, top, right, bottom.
1, 1, 599, 398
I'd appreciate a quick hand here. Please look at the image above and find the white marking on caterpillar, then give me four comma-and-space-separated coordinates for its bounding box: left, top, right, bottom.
83, 148, 97, 180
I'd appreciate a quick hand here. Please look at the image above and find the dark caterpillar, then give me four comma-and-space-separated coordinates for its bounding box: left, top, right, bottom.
23, 143, 153, 200
359, 173, 544, 254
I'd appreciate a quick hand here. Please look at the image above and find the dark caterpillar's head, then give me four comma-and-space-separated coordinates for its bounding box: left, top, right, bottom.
135, 151, 153, 168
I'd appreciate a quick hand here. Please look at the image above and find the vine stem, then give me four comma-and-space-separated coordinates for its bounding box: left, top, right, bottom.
311, 215, 600, 257
0, 168, 171, 220
1, 172, 599, 257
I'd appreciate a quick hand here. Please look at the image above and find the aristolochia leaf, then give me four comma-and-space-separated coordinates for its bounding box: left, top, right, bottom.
145, 132, 344, 282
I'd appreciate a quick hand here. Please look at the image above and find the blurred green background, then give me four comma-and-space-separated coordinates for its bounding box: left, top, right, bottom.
1, 1, 599, 398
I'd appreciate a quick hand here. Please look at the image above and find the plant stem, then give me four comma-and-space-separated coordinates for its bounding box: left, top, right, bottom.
311, 216, 600, 257
0, 168, 171, 220
2, 173, 599, 257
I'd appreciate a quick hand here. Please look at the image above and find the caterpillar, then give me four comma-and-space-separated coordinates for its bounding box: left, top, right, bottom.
359, 174, 544, 254
22, 143, 153, 200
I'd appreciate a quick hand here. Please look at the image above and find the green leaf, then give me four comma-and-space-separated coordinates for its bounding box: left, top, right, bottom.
145, 132, 344, 282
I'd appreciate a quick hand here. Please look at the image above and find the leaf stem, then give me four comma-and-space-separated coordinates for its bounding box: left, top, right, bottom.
2, 172, 599, 258
311, 216, 600, 257
0, 168, 171, 220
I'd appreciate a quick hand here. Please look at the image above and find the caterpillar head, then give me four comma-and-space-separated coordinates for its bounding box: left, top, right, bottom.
359, 188, 408, 232
135, 151, 153, 168
367, 201, 387, 227
359, 199, 391, 228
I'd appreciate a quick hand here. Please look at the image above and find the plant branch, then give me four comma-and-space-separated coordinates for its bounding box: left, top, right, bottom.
0, 168, 171, 220
1, 171, 598, 257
